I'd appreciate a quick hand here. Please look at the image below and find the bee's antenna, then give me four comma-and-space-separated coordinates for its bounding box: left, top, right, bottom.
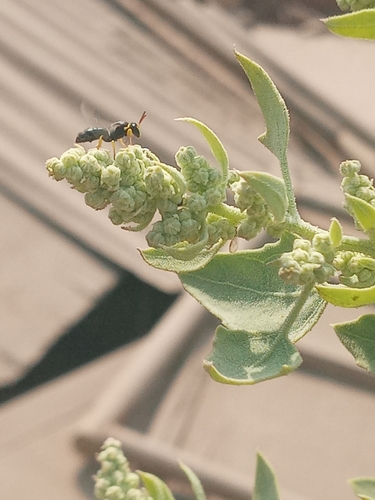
138, 111, 147, 126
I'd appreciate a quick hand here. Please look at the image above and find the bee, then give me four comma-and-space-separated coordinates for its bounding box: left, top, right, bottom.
75, 111, 146, 154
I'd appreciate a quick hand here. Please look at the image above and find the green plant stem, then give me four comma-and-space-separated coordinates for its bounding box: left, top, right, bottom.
211, 203, 246, 224
281, 282, 316, 337
283, 217, 375, 257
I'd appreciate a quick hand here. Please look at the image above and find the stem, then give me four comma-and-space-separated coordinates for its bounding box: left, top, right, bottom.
211, 203, 246, 225
281, 282, 316, 338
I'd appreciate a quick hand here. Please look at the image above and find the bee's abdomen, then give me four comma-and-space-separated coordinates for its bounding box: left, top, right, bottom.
75, 127, 110, 143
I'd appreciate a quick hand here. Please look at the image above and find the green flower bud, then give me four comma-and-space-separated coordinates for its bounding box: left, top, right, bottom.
85, 189, 111, 210
340, 160, 362, 176
101, 165, 121, 191
46, 157, 67, 181
185, 193, 207, 214
207, 218, 236, 244
60, 146, 85, 167
337, 0, 375, 10
105, 485, 126, 500
237, 218, 261, 240
312, 233, 335, 262
125, 489, 145, 500
204, 186, 225, 207
88, 147, 112, 167
163, 213, 181, 236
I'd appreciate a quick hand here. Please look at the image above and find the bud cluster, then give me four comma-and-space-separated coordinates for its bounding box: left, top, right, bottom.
230, 177, 272, 240
46, 143, 290, 259
334, 251, 375, 288
94, 438, 152, 500
340, 160, 375, 206
278, 236, 336, 286
336, 0, 375, 11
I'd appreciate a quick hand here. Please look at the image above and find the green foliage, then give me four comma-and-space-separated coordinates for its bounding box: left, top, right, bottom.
253, 453, 280, 500
46, 48, 375, 384
323, 9, 375, 39
334, 314, 375, 372
180, 237, 325, 383
349, 477, 375, 499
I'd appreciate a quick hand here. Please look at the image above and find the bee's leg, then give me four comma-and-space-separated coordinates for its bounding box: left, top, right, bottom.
112, 140, 116, 158
96, 136, 103, 149
119, 138, 127, 148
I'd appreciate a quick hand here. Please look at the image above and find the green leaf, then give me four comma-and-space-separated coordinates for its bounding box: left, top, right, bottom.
323, 10, 375, 39
235, 51, 289, 162
181, 237, 325, 341
240, 171, 287, 223
316, 283, 375, 307
253, 453, 280, 500
204, 325, 302, 384
138, 471, 176, 500
140, 239, 225, 273
179, 462, 206, 500
349, 477, 375, 500
176, 117, 229, 181
345, 194, 375, 233
329, 217, 343, 247
334, 314, 375, 374
180, 237, 326, 384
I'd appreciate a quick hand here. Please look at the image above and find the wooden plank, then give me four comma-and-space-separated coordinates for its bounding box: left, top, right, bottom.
0, 192, 117, 385
0, 342, 140, 500
149, 340, 375, 500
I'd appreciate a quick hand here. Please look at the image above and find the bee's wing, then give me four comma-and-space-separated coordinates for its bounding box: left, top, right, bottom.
79, 101, 112, 128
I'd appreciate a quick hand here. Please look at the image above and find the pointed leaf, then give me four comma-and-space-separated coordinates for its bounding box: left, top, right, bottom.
334, 314, 375, 374
345, 194, 375, 233
349, 477, 375, 500
235, 51, 289, 162
204, 325, 302, 384
181, 237, 326, 343
138, 471, 176, 500
179, 462, 206, 500
316, 283, 375, 307
240, 171, 287, 222
253, 453, 280, 500
323, 10, 375, 39
176, 117, 228, 180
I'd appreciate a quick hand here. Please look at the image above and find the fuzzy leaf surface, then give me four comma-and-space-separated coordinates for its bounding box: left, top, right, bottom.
179, 462, 206, 500
235, 51, 289, 162
204, 325, 302, 384
240, 171, 287, 222
180, 237, 326, 384
253, 453, 280, 500
323, 10, 375, 39
334, 314, 375, 374
176, 117, 229, 181
345, 194, 375, 233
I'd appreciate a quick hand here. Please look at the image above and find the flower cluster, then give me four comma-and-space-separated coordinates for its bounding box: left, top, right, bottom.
230, 176, 272, 240
46, 145, 184, 232
340, 160, 375, 206
277, 235, 336, 286
94, 438, 152, 500
46, 142, 286, 259
336, 0, 375, 11
334, 251, 375, 288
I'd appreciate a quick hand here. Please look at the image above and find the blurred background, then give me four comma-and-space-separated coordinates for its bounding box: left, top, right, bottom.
1, 1, 375, 499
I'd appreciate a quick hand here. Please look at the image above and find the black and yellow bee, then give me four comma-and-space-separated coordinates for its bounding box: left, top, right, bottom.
75, 111, 146, 152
